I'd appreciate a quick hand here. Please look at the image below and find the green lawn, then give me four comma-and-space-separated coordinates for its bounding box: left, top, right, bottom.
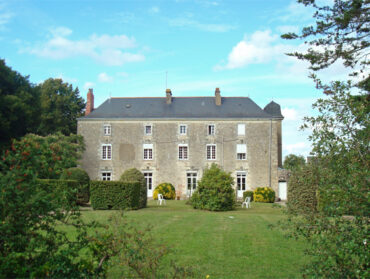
81, 200, 308, 279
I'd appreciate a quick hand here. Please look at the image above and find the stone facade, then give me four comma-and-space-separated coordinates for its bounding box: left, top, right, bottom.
77, 89, 283, 199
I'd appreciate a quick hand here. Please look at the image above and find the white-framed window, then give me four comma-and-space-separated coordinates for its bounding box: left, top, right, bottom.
236, 172, 246, 191
237, 124, 245, 136
207, 124, 215, 135
187, 172, 197, 196
102, 144, 112, 160
144, 172, 153, 191
179, 124, 187, 135
143, 144, 153, 160
101, 171, 112, 181
236, 144, 247, 160
178, 144, 188, 160
206, 144, 216, 160
103, 124, 111, 135
144, 125, 152, 135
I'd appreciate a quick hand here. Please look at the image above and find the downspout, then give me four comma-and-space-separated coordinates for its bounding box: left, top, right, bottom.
269, 118, 272, 188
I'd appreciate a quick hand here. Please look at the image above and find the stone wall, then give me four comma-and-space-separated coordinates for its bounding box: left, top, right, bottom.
78, 119, 282, 199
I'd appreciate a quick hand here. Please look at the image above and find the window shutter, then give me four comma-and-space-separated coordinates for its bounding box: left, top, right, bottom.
237, 144, 247, 153
238, 124, 245, 135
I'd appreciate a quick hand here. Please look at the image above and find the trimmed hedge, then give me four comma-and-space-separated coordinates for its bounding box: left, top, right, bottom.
287, 164, 319, 215
120, 168, 147, 208
153, 183, 176, 200
90, 181, 142, 210
243, 190, 254, 202
60, 167, 90, 204
38, 179, 79, 208
253, 187, 275, 203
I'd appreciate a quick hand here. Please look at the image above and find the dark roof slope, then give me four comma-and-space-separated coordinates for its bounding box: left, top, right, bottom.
263, 101, 284, 118
82, 97, 283, 119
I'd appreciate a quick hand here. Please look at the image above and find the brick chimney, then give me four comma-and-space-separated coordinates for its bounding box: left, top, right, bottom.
166, 88, 172, 104
215, 87, 221, 106
85, 88, 94, 116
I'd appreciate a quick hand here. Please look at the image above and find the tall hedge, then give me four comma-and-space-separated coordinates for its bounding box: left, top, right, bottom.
60, 167, 90, 205
37, 179, 79, 208
287, 164, 319, 215
120, 168, 147, 208
90, 181, 142, 210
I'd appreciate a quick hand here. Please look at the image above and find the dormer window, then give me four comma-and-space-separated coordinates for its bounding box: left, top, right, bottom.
103, 124, 111, 136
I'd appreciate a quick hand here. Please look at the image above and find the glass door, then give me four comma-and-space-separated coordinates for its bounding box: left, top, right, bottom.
236, 172, 247, 198
187, 172, 197, 197
144, 172, 153, 197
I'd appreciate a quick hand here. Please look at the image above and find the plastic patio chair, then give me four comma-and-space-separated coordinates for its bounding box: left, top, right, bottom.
157, 194, 166, 205
242, 196, 251, 208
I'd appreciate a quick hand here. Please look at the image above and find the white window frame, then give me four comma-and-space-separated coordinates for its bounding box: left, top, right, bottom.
206, 144, 216, 160
103, 124, 111, 136
143, 144, 153, 160
143, 172, 153, 191
236, 144, 247, 160
101, 171, 112, 181
101, 144, 112, 160
237, 124, 245, 136
207, 124, 215, 135
186, 171, 197, 196
236, 171, 247, 191
179, 124, 187, 135
178, 144, 188, 160
144, 124, 152, 135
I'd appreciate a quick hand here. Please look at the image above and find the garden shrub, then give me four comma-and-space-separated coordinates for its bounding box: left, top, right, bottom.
153, 183, 176, 200
90, 181, 141, 210
287, 164, 319, 215
190, 164, 235, 211
243, 190, 254, 202
60, 167, 90, 204
38, 179, 79, 207
253, 187, 275, 203
120, 168, 147, 208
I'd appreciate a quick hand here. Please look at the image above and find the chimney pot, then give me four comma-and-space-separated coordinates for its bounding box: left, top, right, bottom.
166, 88, 172, 104
85, 88, 95, 116
215, 87, 221, 106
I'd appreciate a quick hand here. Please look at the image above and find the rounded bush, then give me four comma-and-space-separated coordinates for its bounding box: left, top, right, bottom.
153, 183, 176, 200
253, 187, 275, 203
120, 168, 147, 208
190, 163, 235, 211
242, 190, 254, 202
60, 167, 90, 204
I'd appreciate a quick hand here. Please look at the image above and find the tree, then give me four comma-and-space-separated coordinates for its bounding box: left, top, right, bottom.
120, 168, 147, 208
36, 78, 85, 136
0, 135, 103, 278
279, 1, 369, 278
282, 0, 369, 90
0, 59, 40, 149
283, 154, 306, 171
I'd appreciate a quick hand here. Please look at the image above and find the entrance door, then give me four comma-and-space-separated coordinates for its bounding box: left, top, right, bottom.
236, 172, 247, 198
144, 172, 153, 197
187, 172, 197, 197
279, 181, 287, 200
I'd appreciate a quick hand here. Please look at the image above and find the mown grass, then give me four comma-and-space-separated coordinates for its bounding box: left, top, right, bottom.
79, 200, 308, 279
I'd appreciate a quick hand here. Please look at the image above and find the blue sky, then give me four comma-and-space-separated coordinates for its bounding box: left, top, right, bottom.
1, 0, 346, 159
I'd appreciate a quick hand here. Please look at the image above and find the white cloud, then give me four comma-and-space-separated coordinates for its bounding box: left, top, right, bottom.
117, 72, 128, 78
276, 25, 299, 34
215, 30, 289, 70
169, 17, 235, 32
284, 142, 309, 155
83, 82, 95, 90
55, 73, 77, 84
0, 2, 13, 29
98, 72, 113, 83
149, 6, 160, 14
282, 107, 298, 121
25, 27, 145, 66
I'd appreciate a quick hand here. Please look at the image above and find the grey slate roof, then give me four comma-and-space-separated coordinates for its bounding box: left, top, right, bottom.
263, 101, 284, 118
82, 97, 283, 120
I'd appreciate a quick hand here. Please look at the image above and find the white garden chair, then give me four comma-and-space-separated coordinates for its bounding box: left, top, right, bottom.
157, 194, 166, 205
242, 196, 251, 208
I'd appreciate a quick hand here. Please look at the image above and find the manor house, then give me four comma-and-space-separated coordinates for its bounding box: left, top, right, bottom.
77, 88, 284, 199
